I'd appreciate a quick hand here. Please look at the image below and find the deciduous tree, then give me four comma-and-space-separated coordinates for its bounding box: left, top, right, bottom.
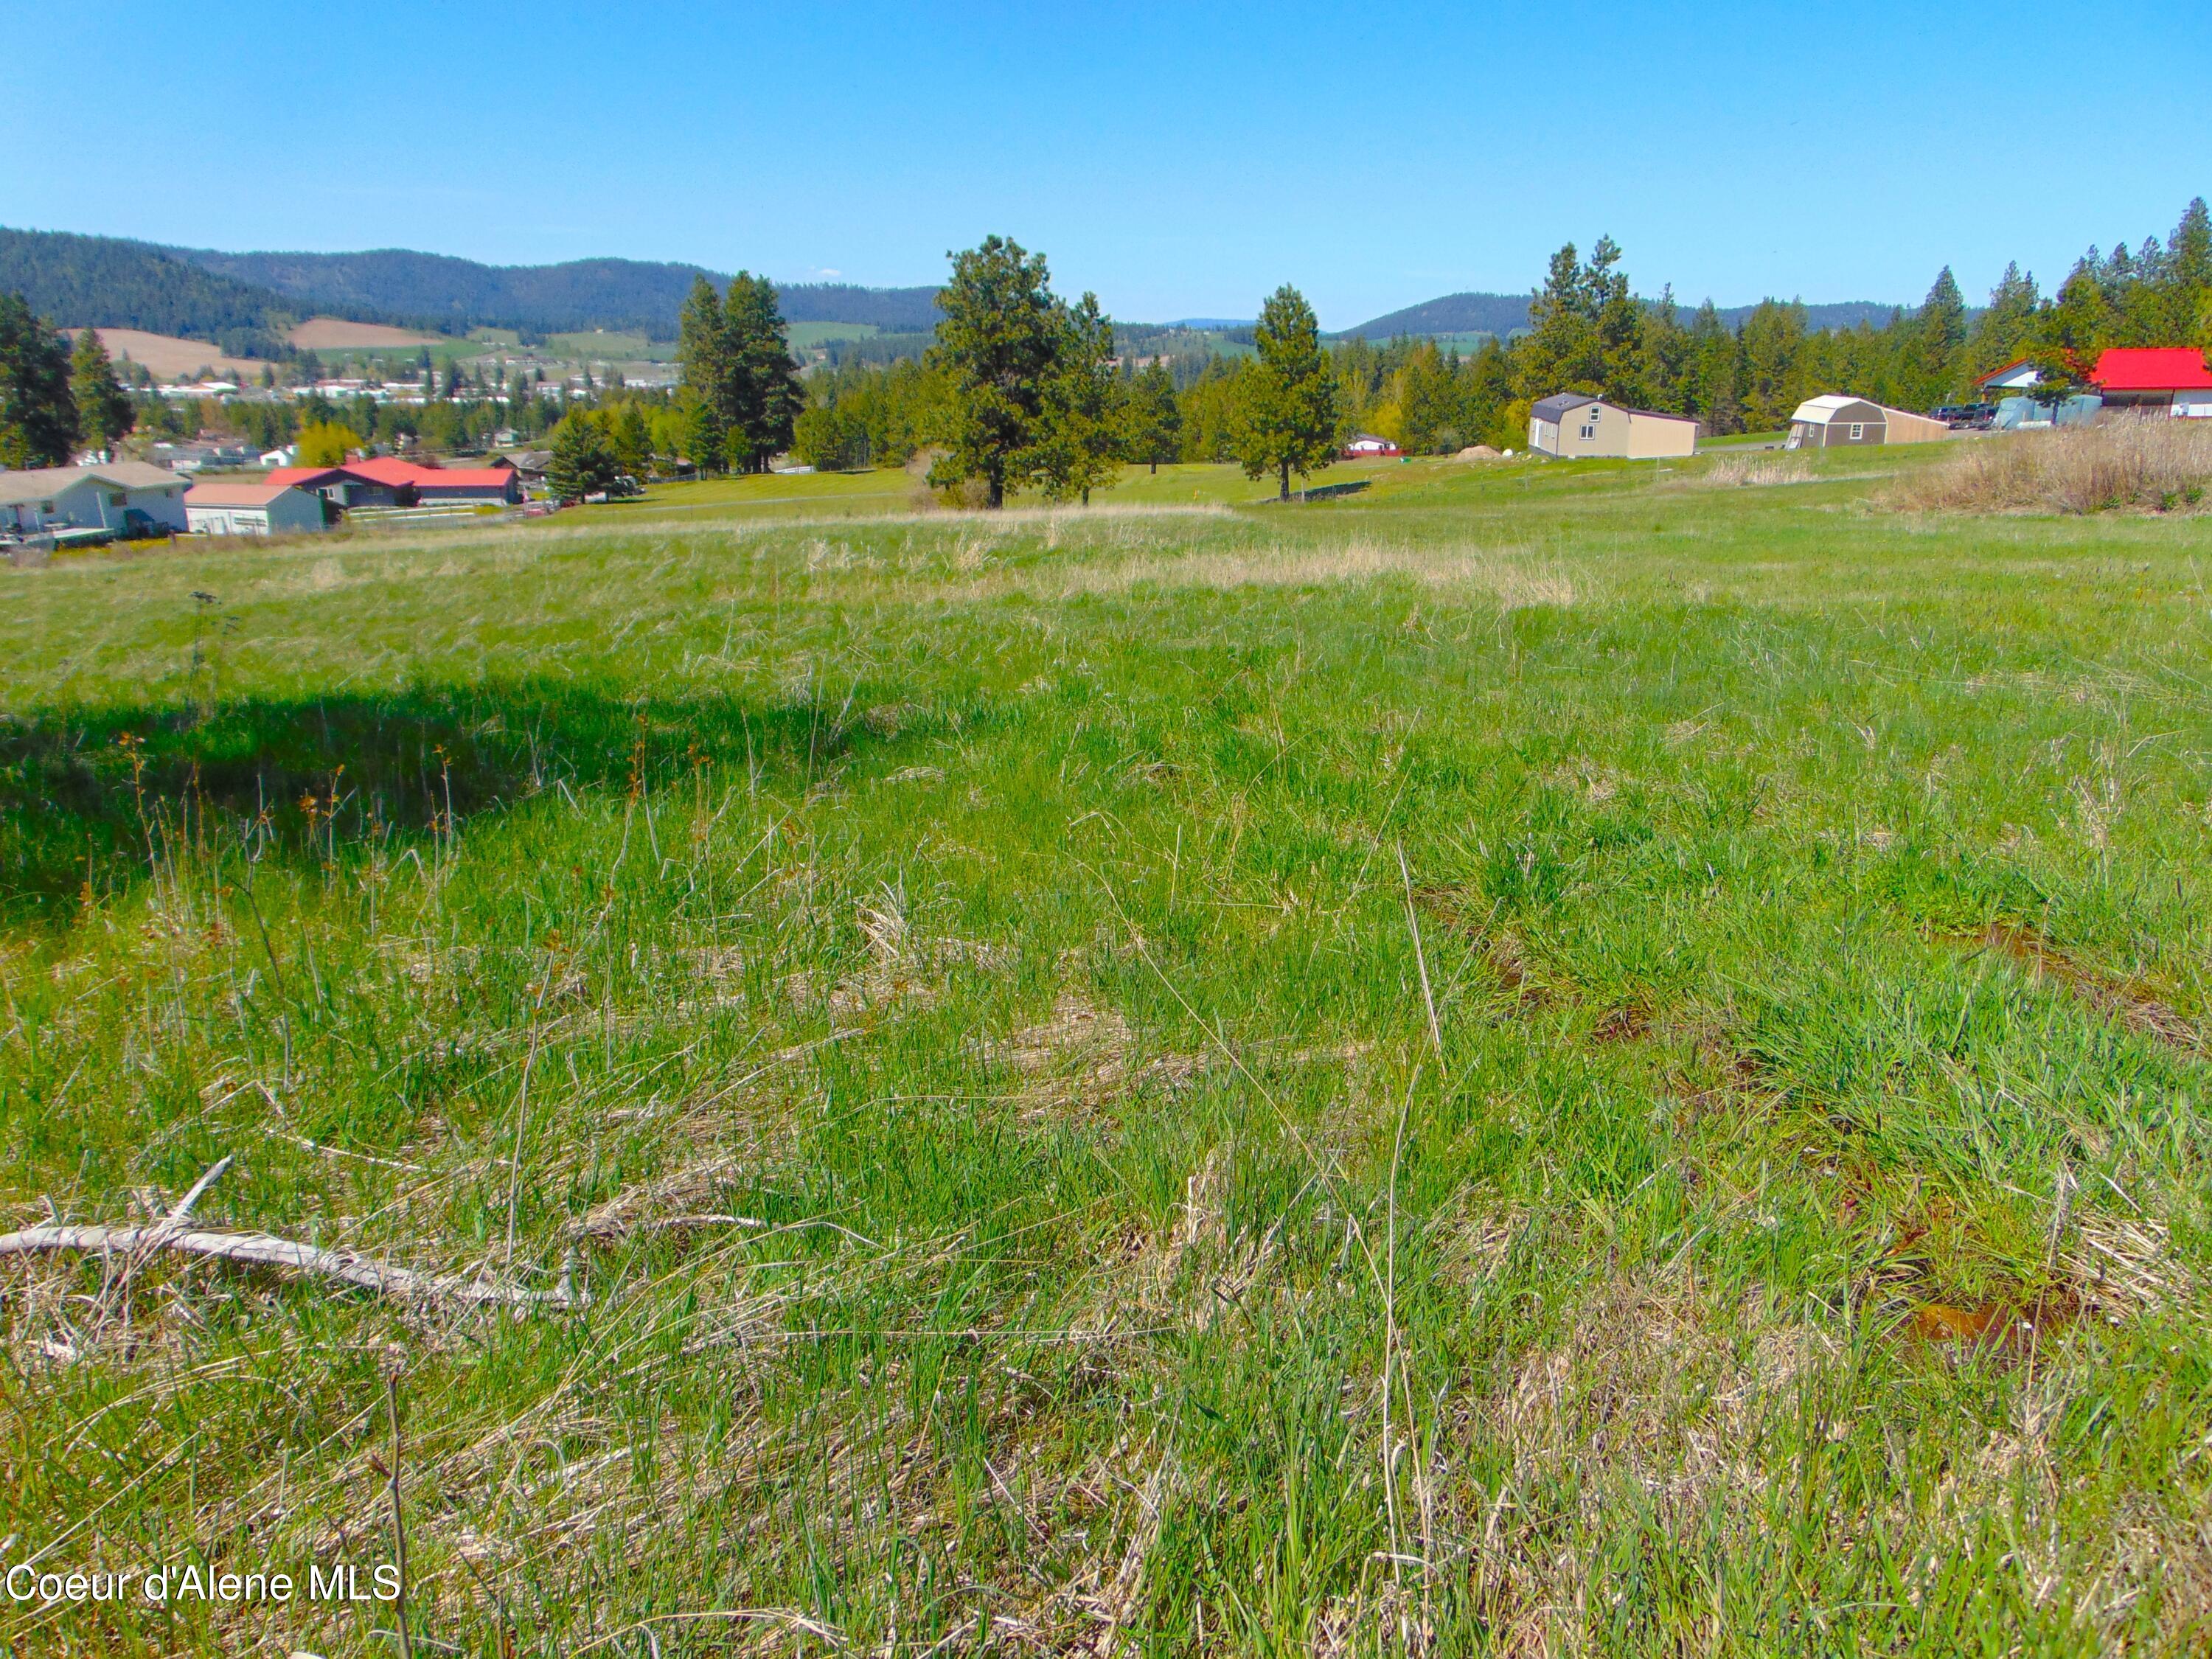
294, 421, 359, 467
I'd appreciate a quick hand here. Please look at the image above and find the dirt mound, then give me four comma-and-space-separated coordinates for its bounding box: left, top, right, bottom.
1455, 445, 1503, 461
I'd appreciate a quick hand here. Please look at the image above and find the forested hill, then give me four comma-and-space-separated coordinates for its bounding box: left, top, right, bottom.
0, 229, 291, 349
1344, 291, 1905, 340
0, 227, 944, 341
164, 246, 942, 337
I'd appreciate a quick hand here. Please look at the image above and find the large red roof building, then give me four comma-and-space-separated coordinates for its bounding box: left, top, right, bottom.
2090, 347, 2212, 414
262, 458, 523, 509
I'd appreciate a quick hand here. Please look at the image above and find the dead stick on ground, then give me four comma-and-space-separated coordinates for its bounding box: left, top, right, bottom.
1397, 843, 1446, 1076
385, 1366, 414, 1659
0, 1222, 584, 1310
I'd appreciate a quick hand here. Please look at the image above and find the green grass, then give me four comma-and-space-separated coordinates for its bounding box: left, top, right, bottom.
5, 447, 2212, 1654
541, 331, 678, 363
787, 321, 882, 349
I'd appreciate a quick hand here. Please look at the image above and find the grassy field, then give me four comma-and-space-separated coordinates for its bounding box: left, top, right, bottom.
4, 445, 2211, 1655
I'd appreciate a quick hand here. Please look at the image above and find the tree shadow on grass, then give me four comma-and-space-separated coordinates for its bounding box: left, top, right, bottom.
0, 678, 883, 923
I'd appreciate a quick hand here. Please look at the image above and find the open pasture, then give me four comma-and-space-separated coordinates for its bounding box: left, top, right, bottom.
4, 449, 2211, 1654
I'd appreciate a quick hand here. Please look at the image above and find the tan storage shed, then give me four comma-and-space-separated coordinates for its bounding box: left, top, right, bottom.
1528, 395, 1698, 459
1788, 395, 1951, 449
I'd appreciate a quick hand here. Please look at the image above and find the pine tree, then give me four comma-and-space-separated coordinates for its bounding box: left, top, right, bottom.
927, 235, 1063, 508
1736, 301, 1809, 432
0, 293, 79, 467
68, 327, 133, 455
1123, 361, 1181, 472
1685, 302, 1742, 436
2034, 256, 2116, 388
1967, 263, 2041, 380
546, 409, 619, 501
724, 274, 804, 473
1516, 243, 1604, 398
1030, 292, 1124, 504
1233, 285, 1340, 501
677, 274, 733, 474
1639, 287, 1691, 415
1907, 268, 1967, 406
611, 402, 653, 480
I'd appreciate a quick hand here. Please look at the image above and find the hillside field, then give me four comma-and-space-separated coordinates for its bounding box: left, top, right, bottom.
4, 448, 2211, 1654
287, 316, 445, 352
65, 327, 265, 383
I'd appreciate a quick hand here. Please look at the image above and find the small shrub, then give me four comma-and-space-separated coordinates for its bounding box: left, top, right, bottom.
1896, 416, 2212, 515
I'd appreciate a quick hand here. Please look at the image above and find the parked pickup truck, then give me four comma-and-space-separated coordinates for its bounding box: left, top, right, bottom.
1932, 403, 1997, 430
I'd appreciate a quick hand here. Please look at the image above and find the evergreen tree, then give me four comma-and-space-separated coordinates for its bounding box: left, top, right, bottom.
1905, 267, 1967, 406
2034, 256, 2117, 387
1233, 284, 1340, 501
1737, 301, 1809, 431
611, 402, 653, 479
0, 293, 80, 467
1967, 263, 2042, 380
677, 275, 732, 473
1638, 288, 1691, 415
1030, 292, 1124, 504
546, 408, 619, 501
68, 327, 134, 454
1514, 237, 1644, 406
1124, 361, 1181, 472
1516, 243, 1604, 397
724, 274, 805, 473
926, 235, 1063, 508
1684, 302, 1742, 436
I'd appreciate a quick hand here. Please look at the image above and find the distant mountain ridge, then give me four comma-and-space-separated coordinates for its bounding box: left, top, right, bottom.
1343, 291, 1906, 340
0, 228, 293, 353
0, 226, 945, 342
164, 244, 945, 337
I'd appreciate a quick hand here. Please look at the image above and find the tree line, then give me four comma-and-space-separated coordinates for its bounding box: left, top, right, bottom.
790, 237, 1342, 501
787, 199, 2212, 487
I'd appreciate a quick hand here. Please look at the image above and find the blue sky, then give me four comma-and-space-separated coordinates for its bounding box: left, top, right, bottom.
6, 1, 2207, 328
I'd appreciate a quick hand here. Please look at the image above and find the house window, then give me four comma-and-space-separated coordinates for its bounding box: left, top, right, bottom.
1848, 422, 1863, 440
1579, 425, 1596, 440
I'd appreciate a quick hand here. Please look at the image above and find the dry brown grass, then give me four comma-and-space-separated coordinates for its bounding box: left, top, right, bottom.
1896, 417, 2212, 515
286, 316, 444, 350
1686, 453, 1814, 489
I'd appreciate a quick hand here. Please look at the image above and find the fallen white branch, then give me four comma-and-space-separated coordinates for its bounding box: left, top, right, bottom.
0, 1223, 585, 1310
0, 1156, 583, 1312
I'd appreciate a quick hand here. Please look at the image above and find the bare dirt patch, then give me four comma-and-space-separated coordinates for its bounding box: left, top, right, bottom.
287, 316, 445, 350
1951, 922, 2199, 1052
68, 327, 261, 382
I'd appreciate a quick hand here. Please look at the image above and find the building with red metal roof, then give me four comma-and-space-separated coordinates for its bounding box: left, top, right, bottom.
2090, 347, 2212, 414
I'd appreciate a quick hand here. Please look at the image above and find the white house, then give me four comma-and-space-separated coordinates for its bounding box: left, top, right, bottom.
261, 445, 298, 467
184, 481, 329, 537
0, 462, 189, 537
1978, 359, 2042, 395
